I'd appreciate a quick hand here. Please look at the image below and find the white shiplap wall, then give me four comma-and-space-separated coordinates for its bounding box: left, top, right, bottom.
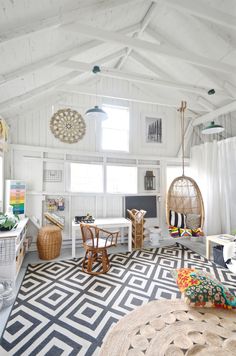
5, 79, 184, 246
8, 78, 181, 156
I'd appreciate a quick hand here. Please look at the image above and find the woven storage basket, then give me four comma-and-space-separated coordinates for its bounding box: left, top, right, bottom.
37, 225, 62, 260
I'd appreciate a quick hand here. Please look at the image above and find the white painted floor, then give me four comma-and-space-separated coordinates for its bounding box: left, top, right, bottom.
0, 237, 206, 338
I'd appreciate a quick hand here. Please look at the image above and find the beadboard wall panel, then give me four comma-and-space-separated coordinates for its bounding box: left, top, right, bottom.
7, 79, 181, 158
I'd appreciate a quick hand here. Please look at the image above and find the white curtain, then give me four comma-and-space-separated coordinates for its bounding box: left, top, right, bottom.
190, 137, 236, 235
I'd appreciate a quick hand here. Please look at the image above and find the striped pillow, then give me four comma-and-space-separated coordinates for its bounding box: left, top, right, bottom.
169, 210, 186, 228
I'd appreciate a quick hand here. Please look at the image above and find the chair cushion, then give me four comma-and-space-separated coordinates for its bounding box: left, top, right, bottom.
171, 267, 236, 309
186, 213, 201, 230
85, 238, 114, 248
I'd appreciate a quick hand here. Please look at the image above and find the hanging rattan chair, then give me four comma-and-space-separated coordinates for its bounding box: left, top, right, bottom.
166, 175, 205, 229
166, 101, 205, 233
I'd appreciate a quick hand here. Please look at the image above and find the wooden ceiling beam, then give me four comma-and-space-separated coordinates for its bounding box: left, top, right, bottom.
159, 0, 236, 31
196, 97, 216, 111
131, 51, 176, 81
0, 0, 140, 44
223, 82, 236, 98
0, 23, 139, 87
115, 1, 158, 69
0, 50, 127, 112
57, 84, 205, 111
193, 101, 236, 126
64, 22, 236, 74
60, 59, 227, 96
0, 72, 77, 113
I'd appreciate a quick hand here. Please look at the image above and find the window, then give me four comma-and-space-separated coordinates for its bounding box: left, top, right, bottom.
106, 166, 137, 194
70, 163, 103, 193
101, 105, 129, 152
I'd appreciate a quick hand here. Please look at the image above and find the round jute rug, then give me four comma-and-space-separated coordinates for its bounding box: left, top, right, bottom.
99, 299, 236, 356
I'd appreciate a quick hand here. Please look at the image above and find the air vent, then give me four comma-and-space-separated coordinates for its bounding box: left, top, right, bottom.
107, 158, 136, 165
138, 160, 160, 165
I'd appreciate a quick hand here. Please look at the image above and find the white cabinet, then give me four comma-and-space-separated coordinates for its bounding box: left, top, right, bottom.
0, 218, 29, 281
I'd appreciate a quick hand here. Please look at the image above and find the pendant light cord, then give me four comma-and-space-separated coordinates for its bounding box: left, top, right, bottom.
178, 101, 187, 176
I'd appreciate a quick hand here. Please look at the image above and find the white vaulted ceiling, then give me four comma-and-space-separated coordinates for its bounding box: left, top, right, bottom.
0, 0, 236, 134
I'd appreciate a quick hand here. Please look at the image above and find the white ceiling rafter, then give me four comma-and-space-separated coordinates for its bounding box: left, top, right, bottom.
130, 51, 209, 112
63, 22, 236, 74
57, 84, 206, 111
157, 0, 236, 31
145, 27, 176, 49
0, 0, 141, 44
193, 101, 236, 127
115, 1, 158, 69
0, 22, 140, 88
145, 26, 231, 91
0, 49, 128, 113
4, 92, 61, 120
131, 51, 173, 81
0, 72, 78, 113
59, 60, 228, 97
196, 97, 216, 111
223, 82, 236, 98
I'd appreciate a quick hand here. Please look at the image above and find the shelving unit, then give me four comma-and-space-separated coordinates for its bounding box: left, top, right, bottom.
9, 144, 187, 249
0, 218, 29, 281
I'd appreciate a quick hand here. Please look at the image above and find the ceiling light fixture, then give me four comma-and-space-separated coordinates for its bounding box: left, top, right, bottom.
208, 89, 215, 95
201, 121, 224, 135
85, 65, 108, 120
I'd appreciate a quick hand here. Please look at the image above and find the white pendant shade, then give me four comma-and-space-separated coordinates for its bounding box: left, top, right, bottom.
202, 121, 224, 135
85, 105, 108, 120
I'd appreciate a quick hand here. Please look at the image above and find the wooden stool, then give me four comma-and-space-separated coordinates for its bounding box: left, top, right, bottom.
37, 225, 62, 260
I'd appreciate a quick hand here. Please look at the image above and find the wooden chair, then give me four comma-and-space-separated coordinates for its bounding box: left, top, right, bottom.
80, 224, 119, 275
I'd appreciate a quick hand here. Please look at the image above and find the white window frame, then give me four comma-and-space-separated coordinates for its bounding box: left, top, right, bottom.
70, 162, 104, 193
106, 164, 138, 194
100, 104, 130, 153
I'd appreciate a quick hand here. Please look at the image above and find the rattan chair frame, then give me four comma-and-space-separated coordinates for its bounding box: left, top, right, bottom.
80, 224, 119, 275
166, 175, 205, 229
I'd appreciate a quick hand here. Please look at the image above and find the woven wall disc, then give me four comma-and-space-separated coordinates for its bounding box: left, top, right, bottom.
50, 108, 86, 143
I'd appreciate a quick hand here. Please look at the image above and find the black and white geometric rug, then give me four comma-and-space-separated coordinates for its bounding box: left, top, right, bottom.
1, 243, 236, 355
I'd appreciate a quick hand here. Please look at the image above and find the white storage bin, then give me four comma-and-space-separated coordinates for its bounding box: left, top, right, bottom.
149, 227, 162, 246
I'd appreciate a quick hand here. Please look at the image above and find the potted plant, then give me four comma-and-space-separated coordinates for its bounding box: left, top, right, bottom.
0, 213, 19, 231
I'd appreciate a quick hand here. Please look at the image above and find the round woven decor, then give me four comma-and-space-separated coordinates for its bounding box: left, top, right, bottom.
50, 108, 86, 143
100, 299, 236, 356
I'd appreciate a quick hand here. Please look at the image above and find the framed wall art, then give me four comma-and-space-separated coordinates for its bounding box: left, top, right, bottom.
145, 116, 163, 144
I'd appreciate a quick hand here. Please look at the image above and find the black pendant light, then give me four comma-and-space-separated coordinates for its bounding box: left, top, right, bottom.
85, 66, 108, 120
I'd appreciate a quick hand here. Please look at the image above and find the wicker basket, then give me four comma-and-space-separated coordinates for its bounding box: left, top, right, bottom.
37, 225, 62, 260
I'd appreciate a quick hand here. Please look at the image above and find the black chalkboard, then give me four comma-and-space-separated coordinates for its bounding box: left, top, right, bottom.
125, 195, 157, 218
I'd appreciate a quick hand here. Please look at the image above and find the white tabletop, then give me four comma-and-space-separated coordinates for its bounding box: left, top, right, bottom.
206, 234, 235, 245
71, 217, 132, 257
72, 217, 131, 227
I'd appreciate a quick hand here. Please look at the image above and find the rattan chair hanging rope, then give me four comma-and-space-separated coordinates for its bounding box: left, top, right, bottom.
166, 101, 205, 229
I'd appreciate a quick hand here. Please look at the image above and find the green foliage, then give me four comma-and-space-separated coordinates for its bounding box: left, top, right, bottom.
0, 213, 19, 231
